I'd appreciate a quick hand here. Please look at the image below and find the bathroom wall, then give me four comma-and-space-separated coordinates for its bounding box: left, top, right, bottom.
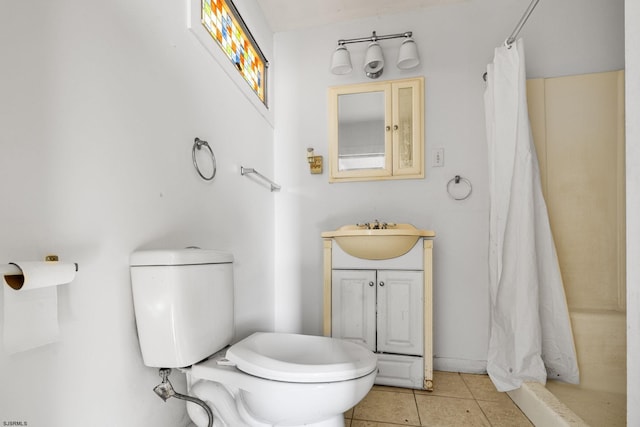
272, 0, 625, 372
0, 1, 275, 426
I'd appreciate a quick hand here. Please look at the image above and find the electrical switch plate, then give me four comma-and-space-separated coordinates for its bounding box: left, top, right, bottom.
432, 148, 444, 167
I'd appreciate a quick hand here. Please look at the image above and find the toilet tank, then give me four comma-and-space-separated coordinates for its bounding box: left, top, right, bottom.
130, 249, 234, 368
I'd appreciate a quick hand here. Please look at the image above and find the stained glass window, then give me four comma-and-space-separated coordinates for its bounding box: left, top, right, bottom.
201, 0, 268, 106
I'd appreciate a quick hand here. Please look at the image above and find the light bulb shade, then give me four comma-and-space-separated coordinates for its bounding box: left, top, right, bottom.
364, 42, 384, 77
397, 38, 420, 70
330, 45, 352, 75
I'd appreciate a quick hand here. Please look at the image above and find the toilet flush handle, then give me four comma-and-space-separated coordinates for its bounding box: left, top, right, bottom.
217, 358, 237, 367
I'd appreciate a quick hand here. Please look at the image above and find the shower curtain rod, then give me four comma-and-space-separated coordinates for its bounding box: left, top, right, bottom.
505, 0, 541, 46
483, 0, 540, 81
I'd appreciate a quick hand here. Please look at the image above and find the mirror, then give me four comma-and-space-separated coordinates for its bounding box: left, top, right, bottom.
328, 78, 424, 183
338, 91, 386, 171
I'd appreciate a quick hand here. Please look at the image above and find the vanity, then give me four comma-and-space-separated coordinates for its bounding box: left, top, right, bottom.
322, 224, 435, 390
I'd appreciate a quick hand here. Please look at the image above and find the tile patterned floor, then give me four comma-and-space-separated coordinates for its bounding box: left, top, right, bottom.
345, 371, 533, 427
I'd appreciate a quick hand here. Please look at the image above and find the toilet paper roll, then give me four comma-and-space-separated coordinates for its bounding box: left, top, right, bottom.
2, 261, 75, 354
3, 261, 76, 290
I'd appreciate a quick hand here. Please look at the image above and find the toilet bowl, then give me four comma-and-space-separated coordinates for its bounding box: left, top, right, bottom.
185, 332, 377, 426
129, 249, 377, 427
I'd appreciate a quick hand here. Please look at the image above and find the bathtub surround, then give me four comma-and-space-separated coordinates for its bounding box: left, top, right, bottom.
523, 70, 627, 422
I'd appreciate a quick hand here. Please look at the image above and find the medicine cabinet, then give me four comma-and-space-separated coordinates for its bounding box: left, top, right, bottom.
328, 77, 424, 182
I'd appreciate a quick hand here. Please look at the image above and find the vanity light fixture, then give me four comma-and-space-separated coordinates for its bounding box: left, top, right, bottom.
330, 44, 352, 75
330, 31, 419, 79
397, 37, 420, 69
364, 41, 384, 78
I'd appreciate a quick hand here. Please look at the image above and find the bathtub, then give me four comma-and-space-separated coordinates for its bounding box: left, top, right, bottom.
508, 309, 626, 426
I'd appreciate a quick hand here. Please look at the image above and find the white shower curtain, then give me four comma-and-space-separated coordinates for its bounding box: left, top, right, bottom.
483, 39, 579, 392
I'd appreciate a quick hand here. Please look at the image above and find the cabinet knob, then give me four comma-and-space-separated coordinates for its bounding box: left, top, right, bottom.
385, 125, 391, 131
369, 281, 375, 287
393, 124, 399, 131
379, 281, 385, 287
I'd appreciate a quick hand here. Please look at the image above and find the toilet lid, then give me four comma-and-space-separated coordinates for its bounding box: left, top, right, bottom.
225, 332, 377, 383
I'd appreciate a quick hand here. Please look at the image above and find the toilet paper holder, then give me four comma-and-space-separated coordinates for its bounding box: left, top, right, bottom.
1, 255, 79, 277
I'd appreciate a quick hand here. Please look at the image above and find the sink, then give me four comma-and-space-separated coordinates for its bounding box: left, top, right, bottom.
321, 224, 435, 260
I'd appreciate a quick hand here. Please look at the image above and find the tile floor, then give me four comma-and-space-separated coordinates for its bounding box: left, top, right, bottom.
345, 371, 533, 427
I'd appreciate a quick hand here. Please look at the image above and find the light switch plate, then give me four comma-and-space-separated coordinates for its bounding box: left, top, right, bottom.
432, 148, 444, 167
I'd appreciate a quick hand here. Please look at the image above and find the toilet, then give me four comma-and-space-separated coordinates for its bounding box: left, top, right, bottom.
129, 248, 377, 427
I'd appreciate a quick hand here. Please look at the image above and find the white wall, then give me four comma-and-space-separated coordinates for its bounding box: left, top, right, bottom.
0, 0, 275, 426
625, 0, 640, 424
273, 0, 625, 372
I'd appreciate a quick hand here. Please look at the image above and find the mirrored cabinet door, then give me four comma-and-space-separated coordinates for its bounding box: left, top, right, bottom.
337, 87, 392, 176
328, 77, 424, 183
329, 83, 393, 180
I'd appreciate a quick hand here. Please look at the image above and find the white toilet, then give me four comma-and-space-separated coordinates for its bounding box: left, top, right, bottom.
129, 249, 377, 427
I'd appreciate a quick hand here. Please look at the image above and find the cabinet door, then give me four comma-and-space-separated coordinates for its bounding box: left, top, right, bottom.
392, 79, 423, 177
331, 270, 376, 351
377, 270, 424, 356
329, 83, 393, 181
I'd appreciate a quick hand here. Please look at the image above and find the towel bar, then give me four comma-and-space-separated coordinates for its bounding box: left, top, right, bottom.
240, 166, 281, 192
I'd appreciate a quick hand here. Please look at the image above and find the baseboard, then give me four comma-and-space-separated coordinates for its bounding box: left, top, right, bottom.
433, 357, 487, 374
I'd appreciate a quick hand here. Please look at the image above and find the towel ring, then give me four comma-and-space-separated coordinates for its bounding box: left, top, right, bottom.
192, 137, 216, 181
447, 175, 472, 201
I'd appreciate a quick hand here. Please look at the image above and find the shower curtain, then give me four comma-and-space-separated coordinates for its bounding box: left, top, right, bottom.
483, 39, 579, 392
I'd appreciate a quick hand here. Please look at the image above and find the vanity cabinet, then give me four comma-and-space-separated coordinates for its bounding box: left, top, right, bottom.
323, 236, 434, 390
328, 77, 424, 183
332, 270, 423, 355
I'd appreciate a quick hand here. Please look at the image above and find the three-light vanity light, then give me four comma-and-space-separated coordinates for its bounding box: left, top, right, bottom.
330, 31, 419, 79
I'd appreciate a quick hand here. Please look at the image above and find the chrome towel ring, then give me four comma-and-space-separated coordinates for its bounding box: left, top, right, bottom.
192, 137, 216, 181
447, 175, 472, 200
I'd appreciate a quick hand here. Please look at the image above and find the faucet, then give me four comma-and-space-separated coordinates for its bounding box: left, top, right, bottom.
356, 220, 396, 230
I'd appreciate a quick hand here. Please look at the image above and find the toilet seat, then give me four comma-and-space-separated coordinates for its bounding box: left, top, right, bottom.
225, 332, 377, 383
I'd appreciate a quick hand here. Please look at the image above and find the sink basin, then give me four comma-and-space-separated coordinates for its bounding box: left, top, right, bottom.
321, 224, 435, 260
